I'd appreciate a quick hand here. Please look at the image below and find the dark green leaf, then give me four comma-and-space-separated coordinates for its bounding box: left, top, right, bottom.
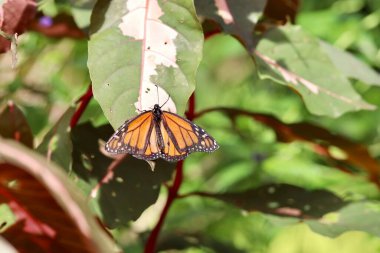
203, 183, 347, 218
71, 123, 175, 228
37, 107, 75, 171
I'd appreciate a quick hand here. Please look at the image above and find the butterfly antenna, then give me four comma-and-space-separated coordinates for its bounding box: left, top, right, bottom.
155, 84, 159, 105
160, 95, 170, 108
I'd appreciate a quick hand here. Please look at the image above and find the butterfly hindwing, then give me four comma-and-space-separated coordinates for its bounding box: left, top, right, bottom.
159, 119, 189, 162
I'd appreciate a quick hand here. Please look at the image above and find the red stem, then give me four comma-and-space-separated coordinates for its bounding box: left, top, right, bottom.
70, 84, 93, 128
144, 93, 195, 252
144, 160, 184, 253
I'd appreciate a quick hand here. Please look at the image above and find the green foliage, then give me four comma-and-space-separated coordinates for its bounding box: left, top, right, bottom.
1, 0, 380, 252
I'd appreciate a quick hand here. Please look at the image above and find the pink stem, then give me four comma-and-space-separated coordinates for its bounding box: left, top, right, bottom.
70, 84, 93, 128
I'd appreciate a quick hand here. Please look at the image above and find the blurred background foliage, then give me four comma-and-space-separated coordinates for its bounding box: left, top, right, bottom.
1, 0, 380, 252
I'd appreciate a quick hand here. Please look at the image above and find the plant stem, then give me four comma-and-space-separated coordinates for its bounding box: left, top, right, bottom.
144, 160, 184, 253
70, 84, 93, 128
144, 93, 194, 252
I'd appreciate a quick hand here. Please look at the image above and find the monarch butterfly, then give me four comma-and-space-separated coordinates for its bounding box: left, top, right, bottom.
105, 102, 219, 162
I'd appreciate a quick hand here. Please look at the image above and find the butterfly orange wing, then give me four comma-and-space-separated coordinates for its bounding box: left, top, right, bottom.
105, 111, 161, 160
106, 111, 219, 162
159, 112, 219, 162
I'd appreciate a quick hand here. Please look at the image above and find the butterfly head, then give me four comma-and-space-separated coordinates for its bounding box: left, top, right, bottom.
152, 104, 162, 119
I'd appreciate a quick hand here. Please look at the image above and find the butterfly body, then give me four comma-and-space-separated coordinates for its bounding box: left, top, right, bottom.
105, 104, 219, 162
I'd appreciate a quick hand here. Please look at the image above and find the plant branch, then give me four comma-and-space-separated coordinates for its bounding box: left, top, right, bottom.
70, 84, 93, 128
144, 93, 197, 252
144, 160, 184, 253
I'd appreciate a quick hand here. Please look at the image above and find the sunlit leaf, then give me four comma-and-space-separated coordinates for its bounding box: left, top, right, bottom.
88, 0, 203, 128
68, 0, 96, 28
255, 25, 376, 117
0, 138, 118, 252
307, 201, 380, 238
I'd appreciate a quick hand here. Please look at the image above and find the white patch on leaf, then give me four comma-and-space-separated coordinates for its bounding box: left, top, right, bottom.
119, 0, 178, 113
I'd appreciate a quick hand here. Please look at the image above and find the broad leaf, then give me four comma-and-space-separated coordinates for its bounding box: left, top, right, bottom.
255, 25, 375, 117
0, 101, 33, 148
71, 123, 175, 228
0, 138, 118, 253
37, 107, 75, 171
88, 0, 203, 128
201, 183, 346, 219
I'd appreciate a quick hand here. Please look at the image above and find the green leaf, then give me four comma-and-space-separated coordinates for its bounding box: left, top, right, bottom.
0, 204, 16, 233
0, 101, 33, 148
69, 0, 96, 28
71, 123, 175, 228
307, 201, 380, 238
88, 0, 203, 128
255, 25, 376, 117
320, 40, 380, 86
37, 107, 75, 171
0, 138, 118, 252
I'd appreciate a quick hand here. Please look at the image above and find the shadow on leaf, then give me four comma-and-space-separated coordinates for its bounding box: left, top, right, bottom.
192, 183, 347, 219
71, 123, 176, 228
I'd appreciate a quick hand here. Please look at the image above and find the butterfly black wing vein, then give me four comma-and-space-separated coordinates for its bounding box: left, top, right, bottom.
105, 105, 219, 162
